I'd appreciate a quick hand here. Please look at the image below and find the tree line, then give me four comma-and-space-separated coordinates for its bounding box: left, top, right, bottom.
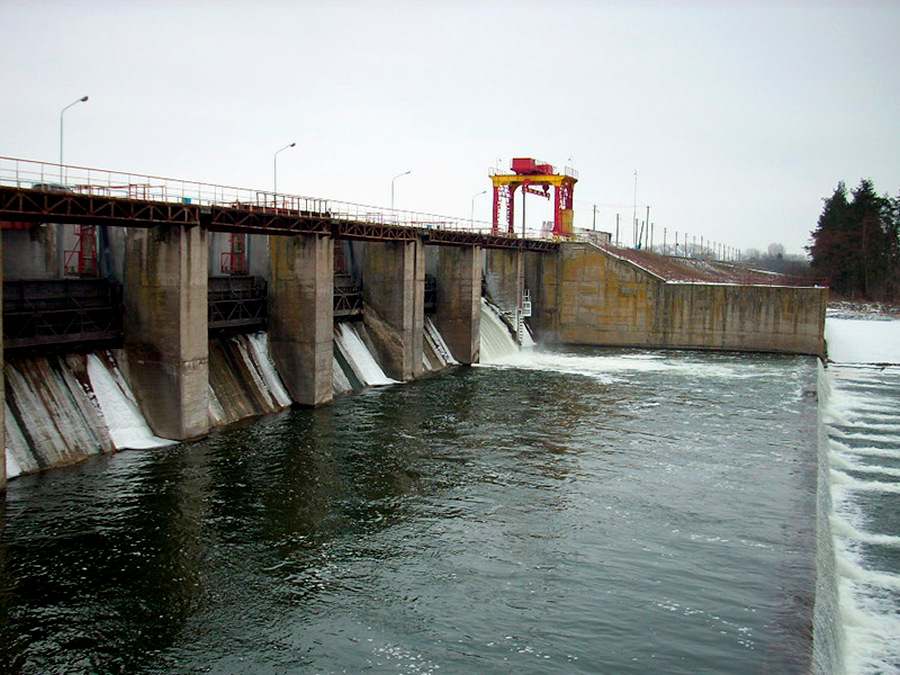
808, 179, 900, 301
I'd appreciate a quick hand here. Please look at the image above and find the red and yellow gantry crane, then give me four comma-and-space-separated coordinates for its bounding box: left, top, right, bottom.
491, 158, 577, 238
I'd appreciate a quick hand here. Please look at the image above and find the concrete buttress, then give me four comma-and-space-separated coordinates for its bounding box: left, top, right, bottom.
124, 225, 210, 441
433, 245, 482, 364
362, 239, 425, 380
268, 234, 334, 407
484, 248, 524, 312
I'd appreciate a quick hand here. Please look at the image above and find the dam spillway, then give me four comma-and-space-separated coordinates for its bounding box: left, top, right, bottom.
1, 158, 827, 486
5, 318, 460, 480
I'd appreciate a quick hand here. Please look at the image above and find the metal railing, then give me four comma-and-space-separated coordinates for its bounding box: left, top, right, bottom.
1, 156, 542, 240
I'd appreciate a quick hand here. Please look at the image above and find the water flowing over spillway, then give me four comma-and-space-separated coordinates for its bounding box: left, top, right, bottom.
819, 317, 900, 675
423, 316, 457, 371
5, 351, 172, 479
333, 321, 395, 390
208, 332, 292, 426
331, 317, 455, 392
5, 321, 457, 478
479, 298, 532, 363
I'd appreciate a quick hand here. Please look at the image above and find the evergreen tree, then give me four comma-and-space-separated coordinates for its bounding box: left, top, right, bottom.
808, 179, 900, 300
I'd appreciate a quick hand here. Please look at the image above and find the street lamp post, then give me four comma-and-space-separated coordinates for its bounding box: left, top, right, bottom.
273, 142, 296, 195
391, 170, 411, 213
470, 190, 487, 228
59, 95, 89, 181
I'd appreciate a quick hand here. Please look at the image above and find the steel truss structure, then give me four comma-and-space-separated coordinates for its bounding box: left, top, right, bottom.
0, 185, 559, 253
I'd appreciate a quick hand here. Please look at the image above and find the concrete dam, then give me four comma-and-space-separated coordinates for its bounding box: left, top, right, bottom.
0, 157, 827, 488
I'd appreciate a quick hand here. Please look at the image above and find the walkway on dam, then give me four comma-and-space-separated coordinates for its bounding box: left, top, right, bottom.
0, 157, 557, 252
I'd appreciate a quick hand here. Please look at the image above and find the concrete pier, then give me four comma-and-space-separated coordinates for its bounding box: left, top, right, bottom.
362, 239, 425, 380
123, 225, 210, 440
431, 245, 482, 364
484, 248, 524, 312
268, 234, 334, 407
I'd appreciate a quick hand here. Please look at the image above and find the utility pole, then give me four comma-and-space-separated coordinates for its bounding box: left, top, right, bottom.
592, 204, 597, 231
633, 170, 638, 247
645, 205, 650, 250
615, 213, 620, 246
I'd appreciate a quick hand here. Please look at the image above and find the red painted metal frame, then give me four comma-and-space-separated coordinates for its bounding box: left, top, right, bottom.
0, 186, 559, 253
62, 225, 99, 277
490, 159, 578, 238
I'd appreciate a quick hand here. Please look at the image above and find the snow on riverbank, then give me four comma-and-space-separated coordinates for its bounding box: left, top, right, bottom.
826, 317, 900, 364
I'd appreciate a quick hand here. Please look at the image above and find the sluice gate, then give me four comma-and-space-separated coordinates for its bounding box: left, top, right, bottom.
3, 278, 123, 351
333, 273, 362, 320
207, 275, 267, 335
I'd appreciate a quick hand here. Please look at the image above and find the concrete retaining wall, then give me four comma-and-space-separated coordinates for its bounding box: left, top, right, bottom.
528, 242, 826, 356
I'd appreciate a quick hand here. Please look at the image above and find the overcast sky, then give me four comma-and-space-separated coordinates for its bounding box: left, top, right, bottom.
2, 0, 898, 254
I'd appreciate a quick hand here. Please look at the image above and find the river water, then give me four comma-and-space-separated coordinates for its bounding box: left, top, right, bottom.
0, 344, 821, 674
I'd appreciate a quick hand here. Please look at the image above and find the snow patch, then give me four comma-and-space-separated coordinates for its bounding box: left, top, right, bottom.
826, 318, 900, 364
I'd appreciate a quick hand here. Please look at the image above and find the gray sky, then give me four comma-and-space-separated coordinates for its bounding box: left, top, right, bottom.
2, 0, 898, 254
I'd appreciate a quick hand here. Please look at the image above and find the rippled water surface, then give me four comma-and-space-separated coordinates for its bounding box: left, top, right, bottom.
0, 348, 818, 674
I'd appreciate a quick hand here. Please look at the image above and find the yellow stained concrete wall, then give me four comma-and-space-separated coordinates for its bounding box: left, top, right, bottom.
662, 283, 826, 355
551, 243, 663, 347
531, 243, 826, 356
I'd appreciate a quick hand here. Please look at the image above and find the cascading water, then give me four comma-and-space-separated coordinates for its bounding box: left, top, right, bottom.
817, 315, 900, 675
208, 332, 292, 426
423, 316, 457, 372
815, 359, 846, 675
332, 318, 456, 393
5, 350, 172, 479
5, 320, 459, 478
479, 297, 533, 363
333, 322, 396, 389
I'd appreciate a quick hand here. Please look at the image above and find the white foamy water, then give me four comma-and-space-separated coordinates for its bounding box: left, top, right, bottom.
87, 354, 175, 450
334, 322, 396, 387
424, 316, 457, 369
822, 316, 900, 675
479, 298, 533, 363
479, 299, 519, 362
5, 352, 175, 478
245, 332, 292, 408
